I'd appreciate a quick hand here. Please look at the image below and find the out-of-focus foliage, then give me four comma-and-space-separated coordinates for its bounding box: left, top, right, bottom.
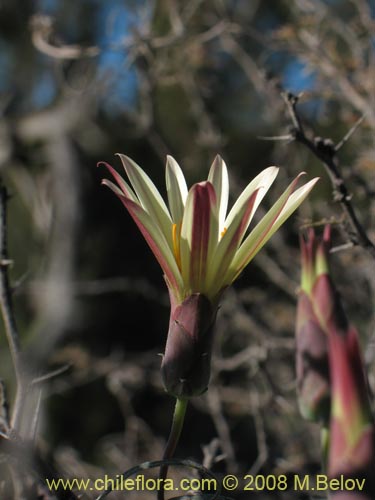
0, 0, 374, 498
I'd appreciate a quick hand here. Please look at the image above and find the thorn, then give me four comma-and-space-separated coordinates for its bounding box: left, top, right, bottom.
330, 242, 354, 253
335, 113, 366, 152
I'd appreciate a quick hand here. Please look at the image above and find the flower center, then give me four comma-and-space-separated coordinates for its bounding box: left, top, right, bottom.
172, 222, 182, 271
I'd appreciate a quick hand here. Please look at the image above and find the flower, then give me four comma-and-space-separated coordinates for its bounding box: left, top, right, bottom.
100, 154, 318, 397
100, 154, 318, 304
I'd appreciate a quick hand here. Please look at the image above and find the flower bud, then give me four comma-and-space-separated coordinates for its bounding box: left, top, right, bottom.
327, 326, 375, 498
296, 291, 331, 422
296, 226, 375, 497
296, 227, 331, 424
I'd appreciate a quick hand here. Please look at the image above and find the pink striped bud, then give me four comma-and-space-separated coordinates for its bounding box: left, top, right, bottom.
328, 325, 375, 498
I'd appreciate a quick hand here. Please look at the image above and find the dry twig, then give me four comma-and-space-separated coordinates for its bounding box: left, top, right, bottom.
269, 93, 375, 259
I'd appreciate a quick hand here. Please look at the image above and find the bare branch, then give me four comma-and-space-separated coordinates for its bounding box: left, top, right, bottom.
206, 387, 237, 472
0, 379, 10, 434
30, 15, 99, 60
281, 92, 375, 259
247, 392, 268, 476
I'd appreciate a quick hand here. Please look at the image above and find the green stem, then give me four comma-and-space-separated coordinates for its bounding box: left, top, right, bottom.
158, 397, 188, 500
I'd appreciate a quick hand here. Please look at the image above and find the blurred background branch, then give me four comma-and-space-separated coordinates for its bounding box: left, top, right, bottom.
0, 0, 373, 498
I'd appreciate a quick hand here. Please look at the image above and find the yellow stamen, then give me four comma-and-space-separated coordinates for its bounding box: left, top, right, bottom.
172, 222, 182, 270
220, 227, 227, 239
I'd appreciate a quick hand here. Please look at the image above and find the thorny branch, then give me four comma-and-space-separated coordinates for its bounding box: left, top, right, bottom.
0, 182, 28, 431
0, 182, 31, 498
281, 92, 375, 259
0, 182, 78, 498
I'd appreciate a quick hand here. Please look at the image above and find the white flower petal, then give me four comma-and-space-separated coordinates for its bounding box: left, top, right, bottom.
117, 194, 184, 298
99, 161, 138, 203
226, 174, 319, 284
180, 182, 218, 293
205, 188, 260, 295
225, 166, 279, 231
165, 155, 188, 223
208, 155, 229, 232
117, 154, 173, 246
269, 177, 320, 236
102, 179, 133, 200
